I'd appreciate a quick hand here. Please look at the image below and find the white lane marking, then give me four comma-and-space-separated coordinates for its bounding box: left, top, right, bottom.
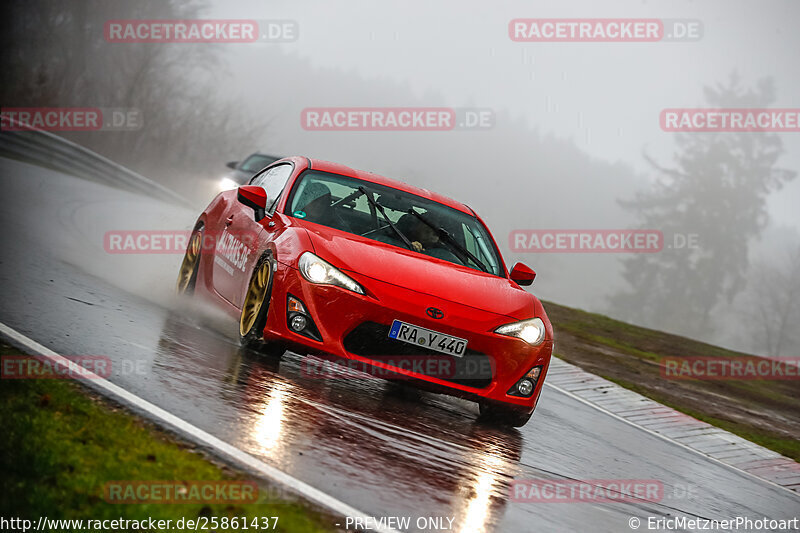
0, 321, 400, 533
544, 382, 800, 500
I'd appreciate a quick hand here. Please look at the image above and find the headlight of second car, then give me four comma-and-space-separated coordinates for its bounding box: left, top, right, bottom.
218, 176, 239, 192
494, 317, 546, 345
298, 252, 364, 295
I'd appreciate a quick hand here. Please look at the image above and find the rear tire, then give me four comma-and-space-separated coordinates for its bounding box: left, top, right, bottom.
478, 402, 533, 428
239, 254, 285, 357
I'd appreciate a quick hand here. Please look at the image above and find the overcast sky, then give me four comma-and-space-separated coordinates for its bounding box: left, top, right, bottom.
206, 0, 800, 229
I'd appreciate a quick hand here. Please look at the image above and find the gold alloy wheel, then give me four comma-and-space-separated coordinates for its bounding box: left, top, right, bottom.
240, 261, 271, 337
176, 231, 202, 293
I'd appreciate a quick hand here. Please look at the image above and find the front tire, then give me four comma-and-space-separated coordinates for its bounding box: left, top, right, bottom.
478, 402, 533, 428
239, 255, 285, 357
176, 226, 203, 295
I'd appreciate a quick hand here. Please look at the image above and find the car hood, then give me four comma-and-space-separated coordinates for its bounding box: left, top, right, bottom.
298, 221, 538, 320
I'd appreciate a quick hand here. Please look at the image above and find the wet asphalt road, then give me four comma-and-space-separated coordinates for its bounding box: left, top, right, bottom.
1, 157, 798, 532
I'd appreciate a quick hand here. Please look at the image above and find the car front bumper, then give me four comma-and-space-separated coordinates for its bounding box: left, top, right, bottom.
263, 261, 552, 411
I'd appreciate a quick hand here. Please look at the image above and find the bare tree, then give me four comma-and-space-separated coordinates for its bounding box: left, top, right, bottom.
1, 0, 269, 199
747, 246, 800, 357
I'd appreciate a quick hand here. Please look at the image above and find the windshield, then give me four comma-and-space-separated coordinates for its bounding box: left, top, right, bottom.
240, 154, 279, 173
286, 170, 503, 276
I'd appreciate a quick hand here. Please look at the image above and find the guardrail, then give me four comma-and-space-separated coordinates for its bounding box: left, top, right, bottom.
0, 119, 193, 208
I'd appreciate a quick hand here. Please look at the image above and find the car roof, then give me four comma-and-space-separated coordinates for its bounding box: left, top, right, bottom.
304, 157, 474, 216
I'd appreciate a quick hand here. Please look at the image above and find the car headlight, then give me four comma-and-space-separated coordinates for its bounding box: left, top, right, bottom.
495, 317, 546, 345
298, 252, 364, 295
218, 177, 238, 191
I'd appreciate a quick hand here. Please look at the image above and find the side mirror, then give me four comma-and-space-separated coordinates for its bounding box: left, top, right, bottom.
226, 161, 238, 170
509, 262, 536, 286
237, 186, 267, 221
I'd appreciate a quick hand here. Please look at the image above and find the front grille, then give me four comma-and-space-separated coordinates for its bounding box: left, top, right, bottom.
343, 321, 493, 388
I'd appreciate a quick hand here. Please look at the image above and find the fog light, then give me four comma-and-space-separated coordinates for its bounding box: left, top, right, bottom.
507, 365, 543, 397
290, 315, 307, 332
517, 378, 534, 396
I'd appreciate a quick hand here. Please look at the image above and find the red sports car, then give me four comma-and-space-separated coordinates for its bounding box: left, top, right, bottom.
176, 157, 552, 426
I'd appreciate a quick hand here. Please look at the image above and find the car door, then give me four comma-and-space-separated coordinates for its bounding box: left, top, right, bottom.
212, 163, 294, 307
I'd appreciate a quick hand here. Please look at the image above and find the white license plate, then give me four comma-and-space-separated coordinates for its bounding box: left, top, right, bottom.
388, 320, 467, 357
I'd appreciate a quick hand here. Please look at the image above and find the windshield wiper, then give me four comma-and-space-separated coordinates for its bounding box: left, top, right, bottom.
408, 208, 489, 273
357, 187, 415, 250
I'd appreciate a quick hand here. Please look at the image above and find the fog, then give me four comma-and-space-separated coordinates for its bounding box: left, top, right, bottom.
2, 0, 799, 356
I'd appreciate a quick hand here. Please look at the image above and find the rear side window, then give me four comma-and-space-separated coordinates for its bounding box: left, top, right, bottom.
250, 164, 293, 213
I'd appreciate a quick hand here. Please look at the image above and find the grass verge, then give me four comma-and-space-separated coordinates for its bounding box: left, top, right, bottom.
0, 343, 337, 532
544, 301, 800, 461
